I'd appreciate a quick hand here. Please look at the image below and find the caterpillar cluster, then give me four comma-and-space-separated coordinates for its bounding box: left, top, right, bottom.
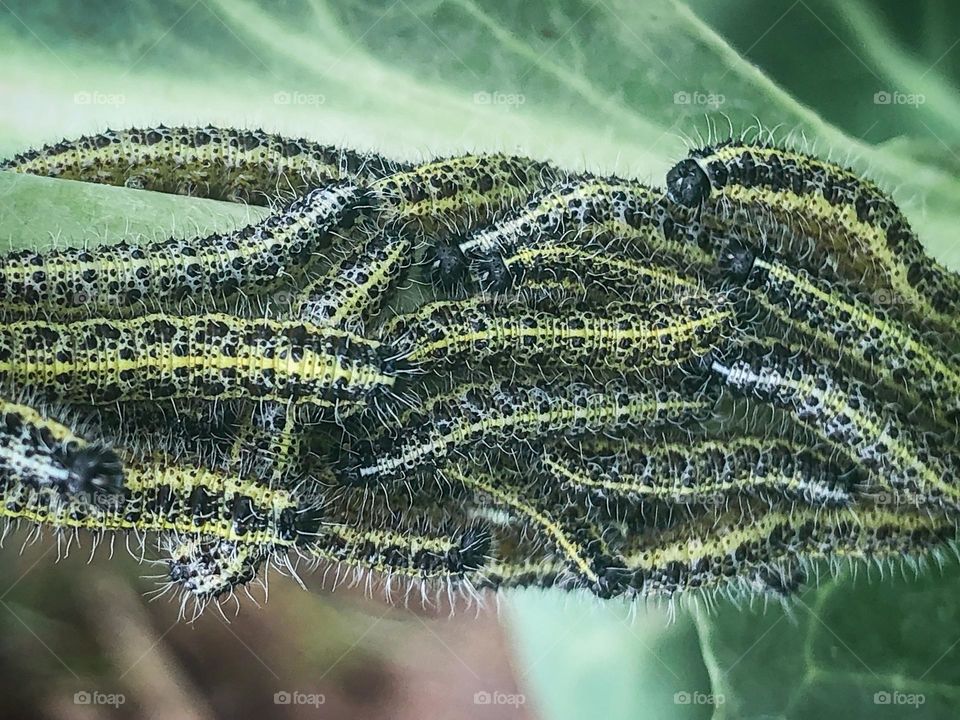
1, 126, 958, 616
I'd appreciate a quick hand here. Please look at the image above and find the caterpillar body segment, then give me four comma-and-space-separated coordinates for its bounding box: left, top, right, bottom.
711, 341, 957, 507
0, 313, 399, 409
294, 228, 414, 332
447, 463, 626, 597
1, 125, 407, 203
369, 154, 559, 234
743, 256, 960, 424
336, 378, 717, 488
538, 436, 851, 511
666, 141, 960, 330
0, 182, 365, 318
621, 503, 958, 599
381, 294, 732, 373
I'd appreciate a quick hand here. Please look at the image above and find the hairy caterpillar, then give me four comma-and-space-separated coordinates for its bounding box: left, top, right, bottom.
0, 313, 399, 409
369, 154, 559, 235
621, 503, 958, 598
381, 294, 731, 373
427, 176, 713, 291
739, 254, 960, 424
0, 449, 319, 546
0, 398, 123, 496
539, 436, 851, 511
711, 341, 958, 507
294, 228, 414, 332
0, 182, 363, 318
304, 514, 493, 584
665, 140, 960, 330
474, 243, 704, 302
446, 464, 625, 597
0, 125, 407, 204
336, 378, 716, 487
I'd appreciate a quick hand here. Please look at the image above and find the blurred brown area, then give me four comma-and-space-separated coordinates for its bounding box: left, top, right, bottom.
0, 535, 540, 719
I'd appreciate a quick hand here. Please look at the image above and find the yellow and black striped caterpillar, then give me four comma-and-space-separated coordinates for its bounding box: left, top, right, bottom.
0, 182, 363, 318
711, 340, 958, 507
0, 312, 400, 410
427, 175, 713, 291
666, 140, 960, 332
537, 436, 852, 511
381, 294, 732, 373
740, 253, 960, 425
0, 397, 123, 497
336, 377, 715, 487
0, 125, 408, 203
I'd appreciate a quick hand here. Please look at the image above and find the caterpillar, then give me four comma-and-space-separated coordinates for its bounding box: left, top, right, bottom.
620, 502, 958, 599
0, 125, 408, 204
665, 140, 960, 330
304, 513, 494, 585
0, 182, 364, 318
0, 312, 399, 409
473, 243, 704, 302
0, 449, 321, 547
711, 340, 958, 507
0, 397, 123, 496
740, 253, 960, 425
369, 154, 559, 235
293, 227, 414, 332
538, 436, 852, 511
446, 463, 626, 597
427, 175, 713, 291
380, 294, 732, 373
335, 377, 716, 487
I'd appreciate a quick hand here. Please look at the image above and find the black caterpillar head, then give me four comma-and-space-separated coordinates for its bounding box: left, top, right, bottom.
665, 158, 712, 207
58, 444, 125, 496
425, 240, 469, 292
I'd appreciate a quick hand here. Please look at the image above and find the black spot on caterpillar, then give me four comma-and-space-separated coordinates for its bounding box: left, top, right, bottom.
0, 312, 400, 410
335, 377, 717, 488
0, 397, 123, 497
0, 125, 408, 204
447, 463, 626, 598
294, 227, 414, 332
380, 293, 732, 373
620, 502, 958, 600
711, 340, 958, 508
538, 436, 852, 512
428, 175, 713, 292
742, 254, 960, 426
0, 182, 364, 318
666, 140, 960, 331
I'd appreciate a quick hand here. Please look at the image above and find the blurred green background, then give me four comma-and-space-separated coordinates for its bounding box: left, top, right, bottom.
1, 1, 960, 717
